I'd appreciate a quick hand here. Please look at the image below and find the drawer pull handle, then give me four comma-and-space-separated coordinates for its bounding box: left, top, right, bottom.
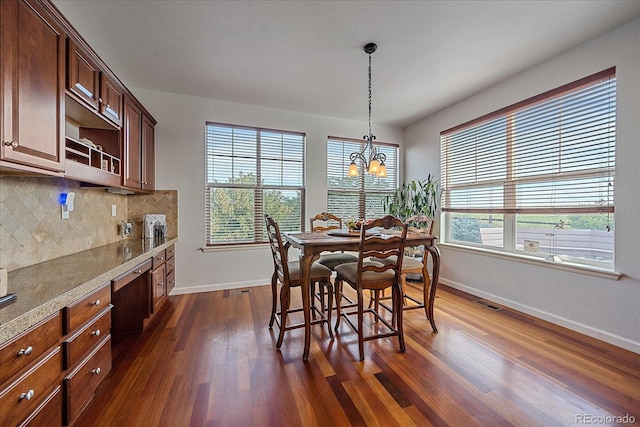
19, 390, 35, 401
3, 140, 18, 148
92, 368, 101, 375
135, 270, 142, 275
92, 329, 101, 337
158, 257, 164, 261
92, 299, 101, 306
17, 346, 33, 357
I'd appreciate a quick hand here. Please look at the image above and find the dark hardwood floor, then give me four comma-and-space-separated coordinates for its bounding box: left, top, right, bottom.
75, 282, 640, 426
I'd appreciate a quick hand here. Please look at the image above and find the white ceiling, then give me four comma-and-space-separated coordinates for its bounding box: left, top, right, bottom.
53, 1, 640, 128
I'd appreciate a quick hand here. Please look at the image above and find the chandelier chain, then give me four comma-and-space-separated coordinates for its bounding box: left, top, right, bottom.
368, 53, 373, 140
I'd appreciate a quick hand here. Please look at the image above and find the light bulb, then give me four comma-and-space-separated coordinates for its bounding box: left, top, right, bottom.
378, 163, 387, 177
348, 162, 359, 177
368, 158, 380, 174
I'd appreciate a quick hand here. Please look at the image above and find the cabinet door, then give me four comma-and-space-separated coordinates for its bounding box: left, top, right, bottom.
67, 39, 100, 110
123, 97, 142, 189
1, 0, 65, 172
151, 264, 166, 313
100, 74, 122, 127
141, 114, 155, 192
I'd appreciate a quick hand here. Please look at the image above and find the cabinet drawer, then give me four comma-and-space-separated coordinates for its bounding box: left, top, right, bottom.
112, 259, 152, 293
64, 336, 111, 426
63, 308, 111, 370
152, 249, 167, 269
152, 264, 166, 312
0, 313, 61, 385
165, 255, 175, 275
165, 244, 175, 261
166, 268, 176, 295
63, 284, 111, 335
0, 347, 62, 427
18, 385, 62, 427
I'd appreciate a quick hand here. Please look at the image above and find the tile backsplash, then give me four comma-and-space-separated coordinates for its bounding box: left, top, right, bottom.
0, 176, 177, 271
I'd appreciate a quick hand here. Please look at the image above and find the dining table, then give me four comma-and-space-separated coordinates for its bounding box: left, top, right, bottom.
285, 229, 440, 361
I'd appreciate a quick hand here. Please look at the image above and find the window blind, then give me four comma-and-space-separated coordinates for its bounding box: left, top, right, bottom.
441, 68, 616, 215
327, 137, 398, 220
205, 123, 305, 245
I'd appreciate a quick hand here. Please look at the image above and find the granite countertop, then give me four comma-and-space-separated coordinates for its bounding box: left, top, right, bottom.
0, 237, 177, 344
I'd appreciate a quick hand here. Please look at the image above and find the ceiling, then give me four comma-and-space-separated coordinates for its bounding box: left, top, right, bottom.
53, 1, 640, 128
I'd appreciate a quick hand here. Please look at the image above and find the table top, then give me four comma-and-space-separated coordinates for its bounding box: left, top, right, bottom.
286, 230, 437, 254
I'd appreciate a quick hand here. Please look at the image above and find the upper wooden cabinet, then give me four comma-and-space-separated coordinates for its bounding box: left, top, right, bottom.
99, 74, 122, 127
66, 38, 100, 111
66, 39, 122, 128
123, 97, 142, 189
0, 0, 65, 174
123, 95, 155, 192
142, 115, 155, 192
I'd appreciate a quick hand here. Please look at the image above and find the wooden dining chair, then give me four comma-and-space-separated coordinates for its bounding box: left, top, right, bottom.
309, 212, 358, 313
370, 215, 437, 331
309, 212, 358, 270
265, 214, 334, 350
334, 215, 408, 361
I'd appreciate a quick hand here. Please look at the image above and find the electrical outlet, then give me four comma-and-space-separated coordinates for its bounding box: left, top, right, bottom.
112, 205, 117, 217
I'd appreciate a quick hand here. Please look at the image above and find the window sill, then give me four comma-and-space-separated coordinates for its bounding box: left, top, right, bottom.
200, 243, 268, 253
438, 242, 621, 281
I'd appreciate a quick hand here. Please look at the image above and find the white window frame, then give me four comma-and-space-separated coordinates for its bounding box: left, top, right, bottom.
440, 68, 616, 270
205, 122, 305, 246
327, 137, 399, 221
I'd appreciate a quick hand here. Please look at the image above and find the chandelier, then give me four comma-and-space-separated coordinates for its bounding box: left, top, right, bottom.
347, 42, 387, 178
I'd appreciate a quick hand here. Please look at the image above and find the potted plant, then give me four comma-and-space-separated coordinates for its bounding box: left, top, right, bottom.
385, 174, 442, 225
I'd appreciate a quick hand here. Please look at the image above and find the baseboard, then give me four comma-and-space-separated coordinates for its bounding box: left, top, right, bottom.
440, 277, 640, 355
169, 279, 268, 296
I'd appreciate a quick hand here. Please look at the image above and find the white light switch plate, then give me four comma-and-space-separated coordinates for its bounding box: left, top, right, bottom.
112, 205, 117, 216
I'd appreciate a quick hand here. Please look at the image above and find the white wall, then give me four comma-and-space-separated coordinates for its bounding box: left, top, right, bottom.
404, 18, 640, 353
129, 89, 403, 294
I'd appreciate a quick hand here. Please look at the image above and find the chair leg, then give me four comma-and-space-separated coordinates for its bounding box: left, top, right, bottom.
401, 273, 408, 306
422, 271, 430, 321
334, 279, 342, 332
276, 285, 290, 349
357, 287, 365, 361
324, 279, 334, 340
319, 284, 326, 314
394, 283, 406, 353
311, 281, 317, 320
269, 272, 277, 328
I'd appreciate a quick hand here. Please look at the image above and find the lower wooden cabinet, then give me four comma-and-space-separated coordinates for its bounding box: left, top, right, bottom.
62, 308, 111, 370
0, 347, 62, 426
18, 385, 62, 427
63, 336, 111, 426
151, 263, 166, 313
61, 283, 112, 426
0, 312, 61, 386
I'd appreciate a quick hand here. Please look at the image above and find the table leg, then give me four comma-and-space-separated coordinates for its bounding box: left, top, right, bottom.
299, 251, 314, 361
424, 244, 441, 333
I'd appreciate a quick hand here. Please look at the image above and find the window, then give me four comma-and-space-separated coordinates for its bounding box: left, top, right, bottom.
327, 137, 398, 220
205, 122, 305, 245
441, 68, 616, 268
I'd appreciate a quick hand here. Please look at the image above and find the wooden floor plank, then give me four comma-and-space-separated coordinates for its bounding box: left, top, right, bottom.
74, 284, 640, 426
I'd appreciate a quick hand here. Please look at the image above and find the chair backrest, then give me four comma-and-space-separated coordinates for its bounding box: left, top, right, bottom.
357, 215, 408, 283
264, 214, 290, 284
310, 212, 343, 232
405, 214, 434, 234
